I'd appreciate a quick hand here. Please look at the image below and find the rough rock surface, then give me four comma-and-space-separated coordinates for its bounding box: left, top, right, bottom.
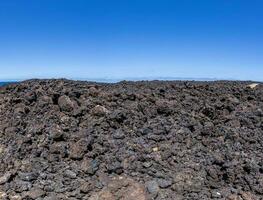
0, 79, 263, 199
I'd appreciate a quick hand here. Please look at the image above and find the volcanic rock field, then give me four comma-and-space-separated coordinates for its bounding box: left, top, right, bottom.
0, 79, 262, 200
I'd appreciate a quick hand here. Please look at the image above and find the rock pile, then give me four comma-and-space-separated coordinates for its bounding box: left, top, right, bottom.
0, 79, 262, 199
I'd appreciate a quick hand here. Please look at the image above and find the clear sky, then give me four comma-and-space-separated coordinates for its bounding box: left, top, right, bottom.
0, 0, 262, 81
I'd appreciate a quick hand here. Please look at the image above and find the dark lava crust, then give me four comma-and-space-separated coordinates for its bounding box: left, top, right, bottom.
0, 79, 262, 200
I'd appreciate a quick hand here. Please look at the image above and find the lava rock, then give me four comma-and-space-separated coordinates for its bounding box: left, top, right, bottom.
80, 182, 93, 193
113, 129, 125, 139
89, 176, 146, 200
58, 95, 75, 112
49, 125, 64, 140
107, 161, 123, 175
145, 180, 160, 194
0, 80, 262, 199
90, 105, 109, 116
64, 169, 77, 179
69, 139, 89, 159
157, 178, 172, 188
18, 172, 38, 182
81, 158, 99, 175
0, 172, 12, 184
23, 188, 45, 199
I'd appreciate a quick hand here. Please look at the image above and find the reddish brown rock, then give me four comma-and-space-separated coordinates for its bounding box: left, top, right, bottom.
89, 176, 146, 200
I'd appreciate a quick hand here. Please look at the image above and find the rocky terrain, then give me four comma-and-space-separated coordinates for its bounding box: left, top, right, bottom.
0, 79, 262, 200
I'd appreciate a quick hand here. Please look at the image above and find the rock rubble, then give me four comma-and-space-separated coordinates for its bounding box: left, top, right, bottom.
0, 79, 262, 199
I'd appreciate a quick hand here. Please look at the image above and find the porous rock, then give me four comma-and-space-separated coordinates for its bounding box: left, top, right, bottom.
0, 79, 262, 199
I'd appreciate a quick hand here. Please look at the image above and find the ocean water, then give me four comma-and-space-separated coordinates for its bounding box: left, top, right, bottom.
0, 82, 14, 86
0, 78, 221, 87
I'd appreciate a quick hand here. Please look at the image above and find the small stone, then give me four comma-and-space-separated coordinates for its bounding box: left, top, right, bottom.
49, 142, 67, 157
9, 195, 22, 200
0, 145, 4, 155
145, 180, 159, 194
211, 191, 222, 198
64, 169, 77, 179
0, 172, 12, 184
14, 180, 32, 192
228, 96, 240, 104
69, 139, 88, 159
90, 105, 109, 116
152, 147, 159, 152
38, 95, 53, 106
80, 182, 93, 193
156, 100, 173, 115
58, 95, 75, 112
142, 162, 152, 168
89, 191, 114, 200
49, 125, 64, 140
81, 159, 99, 175
24, 188, 45, 199
141, 128, 151, 136
89, 176, 146, 200
157, 178, 172, 188
241, 192, 254, 200
14, 103, 27, 115
113, 129, 125, 139
107, 161, 123, 175
43, 194, 60, 200
18, 172, 38, 181
0, 192, 7, 198
255, 108, 263, 116
109, 110, 126, 122
227, 194, 241, 200
88, 86, 99, 97
24, 91, 36, 103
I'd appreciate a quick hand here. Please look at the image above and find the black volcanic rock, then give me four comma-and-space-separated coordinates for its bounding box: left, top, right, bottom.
0, 79, 262, 199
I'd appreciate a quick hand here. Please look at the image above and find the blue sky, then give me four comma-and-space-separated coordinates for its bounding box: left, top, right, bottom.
0, 0, 262, 81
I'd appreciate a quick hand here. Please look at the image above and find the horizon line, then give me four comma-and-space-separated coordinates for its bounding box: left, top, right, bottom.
0, 76, 262, 83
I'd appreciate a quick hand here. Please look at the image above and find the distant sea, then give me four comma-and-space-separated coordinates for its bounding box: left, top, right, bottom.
0, 82, 15, 86
0, 78, 219, 86
0, 77, 230, 87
